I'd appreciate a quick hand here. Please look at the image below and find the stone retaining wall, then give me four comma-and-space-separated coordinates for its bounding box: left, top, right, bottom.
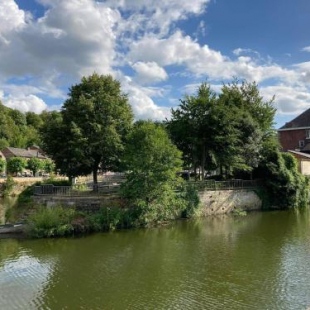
33, 195, 121, 212
33, 189, 262, 215
198, 189, 262, 215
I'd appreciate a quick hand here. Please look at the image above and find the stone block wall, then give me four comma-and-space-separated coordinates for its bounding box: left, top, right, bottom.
198, 189, 262, 216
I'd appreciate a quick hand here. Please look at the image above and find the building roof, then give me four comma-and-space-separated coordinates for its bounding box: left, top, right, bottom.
288, 150, 310, 159
4, 147, 47, 159
279, 108, 310, 130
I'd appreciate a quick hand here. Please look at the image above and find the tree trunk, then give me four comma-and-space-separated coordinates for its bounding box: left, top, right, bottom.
92, 162, 99, 191
201, 142, 206, 181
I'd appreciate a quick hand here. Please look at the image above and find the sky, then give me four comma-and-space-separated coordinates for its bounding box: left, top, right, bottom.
1, 0, 310, 128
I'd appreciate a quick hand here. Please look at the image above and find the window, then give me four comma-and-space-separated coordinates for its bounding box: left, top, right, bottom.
299, 140, 305, 148
306, 129, 310, 139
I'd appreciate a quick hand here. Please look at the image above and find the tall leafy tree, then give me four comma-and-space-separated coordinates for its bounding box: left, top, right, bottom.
121, 121, 183, 210
217, 79, 276, 176
167, 83, 217, 179
41, 74, 133, 184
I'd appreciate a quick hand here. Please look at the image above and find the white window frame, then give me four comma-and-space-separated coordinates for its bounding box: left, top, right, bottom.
306, 129, 310, 139
299, 140, 305, 148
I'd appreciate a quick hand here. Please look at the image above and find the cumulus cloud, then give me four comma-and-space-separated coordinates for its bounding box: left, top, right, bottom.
0, 93, 48, 113
0, 0, 310, 126
261, 85, 310, 115
132, 62, 168, 84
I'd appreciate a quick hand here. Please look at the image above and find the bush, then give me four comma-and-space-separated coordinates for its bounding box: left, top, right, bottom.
2, 176, 16, 196
255, 151, 309, 209
87, 206, 141, 231
180, 183, 200, 218
26, 206, 75, 238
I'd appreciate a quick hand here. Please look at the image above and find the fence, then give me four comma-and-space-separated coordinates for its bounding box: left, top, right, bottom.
34, 183, 121, 197
34, 179, 261, 197
190, 179, 261, 191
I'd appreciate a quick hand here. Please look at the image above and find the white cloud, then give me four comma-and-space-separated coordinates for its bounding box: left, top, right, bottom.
0, 0, 119, 79
0, 0, 27, 38
132, 62, 168, 84
0, 93, 48, 113
1, 0, 310, 127
301, 46, 310, 53
129, 31, 297, 84
119, 75, 171, 120
261, 85, 310, 115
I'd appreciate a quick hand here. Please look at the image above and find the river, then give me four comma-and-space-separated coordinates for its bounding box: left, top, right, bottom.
0, 210, 310, 309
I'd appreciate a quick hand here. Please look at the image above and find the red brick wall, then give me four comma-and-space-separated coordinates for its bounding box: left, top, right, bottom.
278, 129, 308, 151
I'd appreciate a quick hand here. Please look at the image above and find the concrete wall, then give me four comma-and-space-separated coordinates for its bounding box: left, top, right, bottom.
198, 189, 262, 216
301, 160, 310, 176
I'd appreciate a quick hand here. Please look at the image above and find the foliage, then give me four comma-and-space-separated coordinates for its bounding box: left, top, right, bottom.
121, 121, 183, 203
40, 178, 71, 186
167, 79, 276, 179
26, 206, 75, 238
7, 157, 27, 175
255, 151, 309, 209
180, 183, 200, 218
27, 157, 43, 176
120, 121, 198, 225
167, 83, 217, 179
0, 101, 42, 148
42, 159, 55, 174
87, 206, 134, 231
2, 176, 16, 197
0, 158, 6, 173
40, 73, 134, 184
232, 208, 247, 216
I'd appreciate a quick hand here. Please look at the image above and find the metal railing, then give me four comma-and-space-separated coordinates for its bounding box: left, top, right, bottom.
190, 179, 261, 191
34, 183, 121, 196
34, 179, 261, 197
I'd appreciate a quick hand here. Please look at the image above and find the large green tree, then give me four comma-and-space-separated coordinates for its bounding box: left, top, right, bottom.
41, 73, 133, 184
121, 121, 184, 223
217, 79, 276, 176
167, 83, 217, 179
167, 79, 276, 179
122, 121, 183, 204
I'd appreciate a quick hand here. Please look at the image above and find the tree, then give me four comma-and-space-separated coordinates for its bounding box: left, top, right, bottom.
217, 80, 276, 176
167, 79, 277, 179
0, 158, 6, 174
40, 74, 133, 184
121, 121, 183, 207
26, 112, 43, 129
27, 158, 43, 176
167, 83, 217, 179
42, 159, 55, 174
7, 157, 27, 176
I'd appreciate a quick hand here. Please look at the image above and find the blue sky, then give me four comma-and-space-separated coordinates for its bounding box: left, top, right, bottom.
1, 0, 310, 128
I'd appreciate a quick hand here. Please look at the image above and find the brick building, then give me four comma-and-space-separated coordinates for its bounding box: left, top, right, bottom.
278, 108, 310, 152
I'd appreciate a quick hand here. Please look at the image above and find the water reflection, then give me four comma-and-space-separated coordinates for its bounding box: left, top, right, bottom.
0, 241, 56, 309
0, 211, 310, 309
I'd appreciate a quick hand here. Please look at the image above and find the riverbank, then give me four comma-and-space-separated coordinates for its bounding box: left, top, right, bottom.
0, 186, 264, 238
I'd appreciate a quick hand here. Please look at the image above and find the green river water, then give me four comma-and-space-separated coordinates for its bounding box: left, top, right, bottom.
1, 210, 310, 309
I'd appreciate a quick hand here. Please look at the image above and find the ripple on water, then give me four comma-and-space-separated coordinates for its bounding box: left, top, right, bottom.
0, 251, 55, 310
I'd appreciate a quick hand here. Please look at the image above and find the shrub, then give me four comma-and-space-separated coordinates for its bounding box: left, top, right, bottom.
2, 176, 16, 196
26, 206, 75, 238
180, 183, 200, 218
